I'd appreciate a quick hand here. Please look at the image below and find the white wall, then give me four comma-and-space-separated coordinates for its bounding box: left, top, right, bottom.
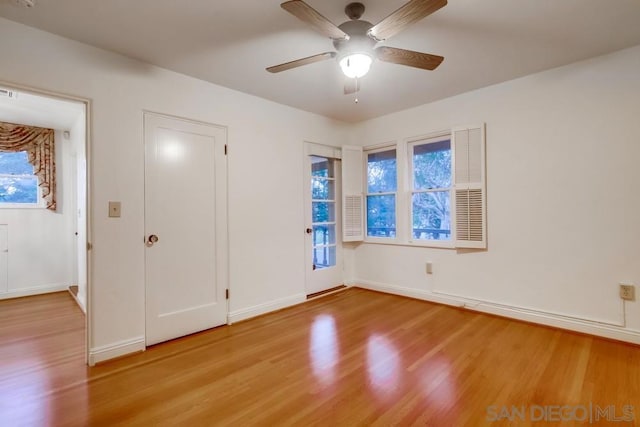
0, 129, 77, 298
348, 45, 640, 337
0, 17, 350, 361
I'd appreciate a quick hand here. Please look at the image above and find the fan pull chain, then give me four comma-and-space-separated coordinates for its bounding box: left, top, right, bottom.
354, 76, 359, 104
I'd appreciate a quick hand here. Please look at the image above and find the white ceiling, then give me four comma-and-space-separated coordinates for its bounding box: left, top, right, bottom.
0, 88, 84, 130
1, 0, 640, 122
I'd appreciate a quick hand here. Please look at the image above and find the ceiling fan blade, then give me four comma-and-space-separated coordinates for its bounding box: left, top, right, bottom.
368, 0, 447, 41
376, 46, 444, 70
344, 79, 360, 95
266, 52, 337, 73
281, 1, 349, 40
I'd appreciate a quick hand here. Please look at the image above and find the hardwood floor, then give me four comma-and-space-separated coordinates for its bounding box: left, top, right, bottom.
1, 289, 639, 426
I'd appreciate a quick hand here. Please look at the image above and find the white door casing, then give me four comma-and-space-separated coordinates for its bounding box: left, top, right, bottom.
144, 113, 228, 346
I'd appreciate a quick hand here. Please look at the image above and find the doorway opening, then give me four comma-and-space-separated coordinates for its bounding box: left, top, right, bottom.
0, 83, 89, 363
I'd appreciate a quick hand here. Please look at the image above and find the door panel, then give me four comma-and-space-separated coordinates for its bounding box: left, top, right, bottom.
305, 155, 343, 295
144, 113, 228, 346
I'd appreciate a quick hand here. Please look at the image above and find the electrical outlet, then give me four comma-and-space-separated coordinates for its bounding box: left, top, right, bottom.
620, 284, 635, 301
426, 262, 433, 275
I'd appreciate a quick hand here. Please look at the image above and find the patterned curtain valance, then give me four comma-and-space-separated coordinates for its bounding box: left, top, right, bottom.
0, 121, 56, 211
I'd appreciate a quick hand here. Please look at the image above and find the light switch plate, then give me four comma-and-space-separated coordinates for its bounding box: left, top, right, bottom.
108, 201, 121, 218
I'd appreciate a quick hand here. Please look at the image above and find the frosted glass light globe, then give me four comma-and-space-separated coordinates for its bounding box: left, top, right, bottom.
339, 54, 372, 78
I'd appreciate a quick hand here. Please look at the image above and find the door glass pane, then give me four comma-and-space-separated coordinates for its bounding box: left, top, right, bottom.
366, 195, 396, 237
313, 246, 336, 270
312, 202, 335, 223
367, 149, 397, 193
313, 224, 336, 246
311, 156, 334, 178
413, 140, 451, 190
412, 191, 451, 241
312, 177, 335, 200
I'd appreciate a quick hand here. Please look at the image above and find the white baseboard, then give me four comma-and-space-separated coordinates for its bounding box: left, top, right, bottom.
88, 294, 307, 364
89, 336, 145, 366
228, 293, 307, 324
355, 279, 640, 345
0, 283, 69, 300
68, 289, 87, 314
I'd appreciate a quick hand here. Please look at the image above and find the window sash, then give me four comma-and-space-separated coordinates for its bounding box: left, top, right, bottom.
366, 194, 397, 239
366, 147, 397, 194
0, 176, 42, 207
408, 136, 453, 244
364, 146, 398, 240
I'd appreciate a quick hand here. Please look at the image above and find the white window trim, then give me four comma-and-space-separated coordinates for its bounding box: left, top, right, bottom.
362, 131, 457, 249
360, 125, 486, 250
363, 143, 400, 244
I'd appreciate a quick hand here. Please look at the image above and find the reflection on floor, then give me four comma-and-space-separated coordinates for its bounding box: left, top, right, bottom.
1, 288, 639, 426
0, 292, 86, 425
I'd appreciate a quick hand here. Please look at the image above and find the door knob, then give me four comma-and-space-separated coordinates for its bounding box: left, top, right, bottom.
306, 228, 313, 234
146, 234, 159, 247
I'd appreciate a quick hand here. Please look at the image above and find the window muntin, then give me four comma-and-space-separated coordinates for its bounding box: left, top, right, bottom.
311, 156, 337, 269
366, 148, 397, 238
410, 138, 452, 241
0, 151, 39, 206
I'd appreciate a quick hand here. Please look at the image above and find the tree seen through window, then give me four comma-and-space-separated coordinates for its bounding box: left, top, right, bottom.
0, 151, 38, 204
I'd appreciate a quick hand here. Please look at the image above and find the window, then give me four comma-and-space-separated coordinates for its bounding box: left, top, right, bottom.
365, 148, 397, 238
410, 137, 452, 242
311, 156, 337, 269
0, 151, 39, 206
346, 124, 486, 249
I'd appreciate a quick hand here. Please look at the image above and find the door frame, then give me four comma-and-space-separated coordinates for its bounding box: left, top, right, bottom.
142, 110, 230, 343
0, 79, 92, 365
303, 142, 343, 295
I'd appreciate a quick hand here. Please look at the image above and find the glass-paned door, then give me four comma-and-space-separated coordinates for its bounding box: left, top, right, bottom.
306, 154, 342, 295
311, 156, 336, 269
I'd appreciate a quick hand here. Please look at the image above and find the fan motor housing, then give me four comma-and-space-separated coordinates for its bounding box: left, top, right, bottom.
333, 20, 377, 59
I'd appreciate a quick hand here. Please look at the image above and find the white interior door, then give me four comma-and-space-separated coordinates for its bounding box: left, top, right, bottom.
144, 113, 228, 346
305, 155, 343, 295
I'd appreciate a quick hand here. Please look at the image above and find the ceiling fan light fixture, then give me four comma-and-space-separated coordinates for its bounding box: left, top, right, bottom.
339, 53, 372, 78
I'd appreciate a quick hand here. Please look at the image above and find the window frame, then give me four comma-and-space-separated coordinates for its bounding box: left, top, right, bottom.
0, 151, 44, 209
361, 131, 457, 249
363, 143, 399, 244
349, 124, 485, 249
407, 133, 455, 249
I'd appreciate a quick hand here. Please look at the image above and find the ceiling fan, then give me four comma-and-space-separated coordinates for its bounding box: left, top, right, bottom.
267, 0, 447, 94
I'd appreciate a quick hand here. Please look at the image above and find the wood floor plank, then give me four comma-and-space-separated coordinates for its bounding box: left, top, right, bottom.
1, 288, 639, 426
